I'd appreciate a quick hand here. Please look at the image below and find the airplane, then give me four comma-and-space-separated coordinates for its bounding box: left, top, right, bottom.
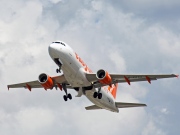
7, 41, 178, 113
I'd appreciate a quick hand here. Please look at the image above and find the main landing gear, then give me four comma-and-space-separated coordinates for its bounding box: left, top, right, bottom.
63, 94, 72, 101
93, 87, 102, 99
62, 83, 72, 101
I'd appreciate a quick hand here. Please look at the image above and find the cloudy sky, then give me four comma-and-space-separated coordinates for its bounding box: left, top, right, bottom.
0, 0, 180, 135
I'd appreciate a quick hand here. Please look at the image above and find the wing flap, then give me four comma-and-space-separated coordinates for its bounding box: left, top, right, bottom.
115, 102, 147, 108
85, 105, 102, 110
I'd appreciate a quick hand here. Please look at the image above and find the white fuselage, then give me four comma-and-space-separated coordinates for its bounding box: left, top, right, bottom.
48, 41, 119, 112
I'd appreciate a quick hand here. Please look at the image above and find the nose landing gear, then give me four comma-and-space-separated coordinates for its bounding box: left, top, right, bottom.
54, 58, 62, 73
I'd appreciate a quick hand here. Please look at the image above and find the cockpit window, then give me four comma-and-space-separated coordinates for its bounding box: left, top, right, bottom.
60, 42, 65, 46
52, 42, 66, 46
52, 42, 59, 43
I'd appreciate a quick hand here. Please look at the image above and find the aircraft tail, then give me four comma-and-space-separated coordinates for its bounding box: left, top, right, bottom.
108, 83, 118, 99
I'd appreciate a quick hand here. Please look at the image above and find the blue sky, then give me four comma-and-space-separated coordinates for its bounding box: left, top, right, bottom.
0, 0, 179, 135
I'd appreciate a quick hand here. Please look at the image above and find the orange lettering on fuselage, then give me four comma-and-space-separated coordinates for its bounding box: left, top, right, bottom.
75, 53, 93, 73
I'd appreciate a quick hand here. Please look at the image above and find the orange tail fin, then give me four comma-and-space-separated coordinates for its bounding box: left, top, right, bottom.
108, 83, 118, 99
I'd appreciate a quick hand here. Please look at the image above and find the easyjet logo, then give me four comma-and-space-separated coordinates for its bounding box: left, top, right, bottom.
75, 53, 93, 73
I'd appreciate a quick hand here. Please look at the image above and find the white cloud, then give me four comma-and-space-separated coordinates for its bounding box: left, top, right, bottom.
118, 83, 148, 99
121, 0, 180, 8
0, 107, 55, 135
142, 120, 166, 135
161, 108, 169, 115
107, 0, 180, 14
109, 50, 126, 72
158, 31, 180, 58
0, 1, 43, 44
49, 0, 62, 4
15, 107, 55, 133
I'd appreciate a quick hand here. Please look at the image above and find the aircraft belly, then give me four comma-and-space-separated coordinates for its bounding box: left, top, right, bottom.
60, 54, 91, 87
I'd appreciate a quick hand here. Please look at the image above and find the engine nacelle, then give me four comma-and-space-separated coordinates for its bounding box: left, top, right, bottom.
38, 73, 54, 90
96, 69, 112, 85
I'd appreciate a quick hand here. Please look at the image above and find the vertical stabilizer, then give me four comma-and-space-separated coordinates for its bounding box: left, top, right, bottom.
108, 83, 118, 99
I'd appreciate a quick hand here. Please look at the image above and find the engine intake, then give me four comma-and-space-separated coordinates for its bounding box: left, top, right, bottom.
38, 73, 54, 90
96, 69, 112, 85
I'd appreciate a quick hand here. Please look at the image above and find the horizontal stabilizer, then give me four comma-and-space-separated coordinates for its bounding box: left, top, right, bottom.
115, 102, 147, 108
85, 105, 102, 110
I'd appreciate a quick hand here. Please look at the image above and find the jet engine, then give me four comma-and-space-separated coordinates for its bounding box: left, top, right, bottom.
38, 73, 54, 90
96, 69, 112, 85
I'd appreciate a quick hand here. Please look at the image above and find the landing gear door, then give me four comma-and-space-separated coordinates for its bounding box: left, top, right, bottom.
54, 58, 62, 67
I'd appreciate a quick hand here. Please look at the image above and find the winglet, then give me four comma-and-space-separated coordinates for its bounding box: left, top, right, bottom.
26, 84, 31, 91
124, 76, 130, 85
7, 86, 9, 90
176, 75, 179, 78
146, 76, 151, 84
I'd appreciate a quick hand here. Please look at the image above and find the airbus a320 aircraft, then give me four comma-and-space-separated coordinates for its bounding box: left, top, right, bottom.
8, 41, 178, 113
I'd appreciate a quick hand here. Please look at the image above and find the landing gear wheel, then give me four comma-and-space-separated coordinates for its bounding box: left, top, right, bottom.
56, 69, 59, 73
63, 95, 67, 101
93, 92, 98, 98
68, 93, 72, 100
98, 93, 102, 99
62, 83, 72, 101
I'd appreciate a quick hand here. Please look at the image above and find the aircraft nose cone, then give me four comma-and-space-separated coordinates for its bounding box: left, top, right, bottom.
49, 43, 55, 51
48, 43, 58, 58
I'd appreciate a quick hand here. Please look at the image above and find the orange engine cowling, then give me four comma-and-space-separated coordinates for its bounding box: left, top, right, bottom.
96, 69, 112, 85
38, 73, 54, 90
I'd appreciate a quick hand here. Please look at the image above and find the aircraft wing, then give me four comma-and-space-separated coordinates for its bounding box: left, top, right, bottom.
86, 73, 178, 87
8, 75, 73, 90
115, 102, 146, 108
8, 80, 42, 89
